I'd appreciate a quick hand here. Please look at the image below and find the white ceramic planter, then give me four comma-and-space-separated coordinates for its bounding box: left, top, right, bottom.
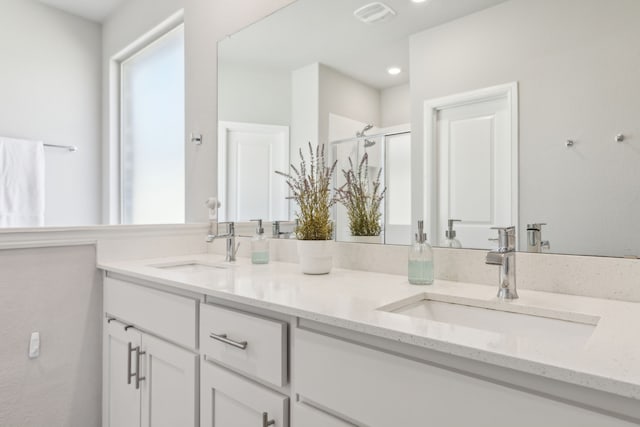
345, 235, 383, 244
297, 240, 333, 275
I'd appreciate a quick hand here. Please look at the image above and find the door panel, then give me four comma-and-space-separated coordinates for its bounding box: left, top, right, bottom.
218, 121, 289, 222
436, 96, 513, 249
140, 334, 198, 427
201, 360, 288, 427
103, 321, 141, 427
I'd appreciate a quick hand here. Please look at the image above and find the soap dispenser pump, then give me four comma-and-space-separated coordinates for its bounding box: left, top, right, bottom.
444, 219, 462, 248
408, 220, 434, 285
250, 219, 269, 264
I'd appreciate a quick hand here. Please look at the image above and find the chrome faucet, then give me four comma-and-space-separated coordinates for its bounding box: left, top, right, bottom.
206, 221, 240, 262
272, 220, 297, 239
526, 223, 550, 253
486, 226, 518, 300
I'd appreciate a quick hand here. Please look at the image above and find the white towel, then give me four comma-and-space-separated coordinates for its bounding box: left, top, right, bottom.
0, 136, 45, 227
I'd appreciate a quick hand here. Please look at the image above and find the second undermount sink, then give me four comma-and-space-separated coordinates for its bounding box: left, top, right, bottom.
150, 261, 231, 273
379, 295, 599, 349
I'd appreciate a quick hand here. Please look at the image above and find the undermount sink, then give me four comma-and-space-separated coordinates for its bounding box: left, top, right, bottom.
380, 295, 599, 349
150, 261, 231, 273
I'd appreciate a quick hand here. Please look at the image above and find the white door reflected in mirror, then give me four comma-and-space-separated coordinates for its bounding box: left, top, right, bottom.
425, 83, 518, 250
217, 121, 290, 222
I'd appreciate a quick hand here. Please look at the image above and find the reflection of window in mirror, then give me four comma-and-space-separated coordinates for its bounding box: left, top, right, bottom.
120, 25, 185, 225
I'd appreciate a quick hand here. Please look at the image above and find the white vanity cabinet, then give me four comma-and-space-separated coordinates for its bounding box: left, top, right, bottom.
99, 266, 639, 427
103, 277, 199, 427
294, 328, 637, 427
199, 303, 290, 427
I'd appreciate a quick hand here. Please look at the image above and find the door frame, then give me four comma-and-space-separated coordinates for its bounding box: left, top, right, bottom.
423, 82, 519, 246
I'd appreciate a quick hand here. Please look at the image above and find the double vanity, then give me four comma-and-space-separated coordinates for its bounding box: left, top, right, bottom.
99, 253, 640, 426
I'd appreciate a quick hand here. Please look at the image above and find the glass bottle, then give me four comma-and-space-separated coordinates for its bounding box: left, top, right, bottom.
443, 219, 462, 248
251, 219, 269, 264
408, 220, 434, 285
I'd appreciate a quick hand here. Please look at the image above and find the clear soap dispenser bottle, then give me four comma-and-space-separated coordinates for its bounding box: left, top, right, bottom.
408, 220, 434, 285
443, 219, 462, 248
250, 219, 269, 264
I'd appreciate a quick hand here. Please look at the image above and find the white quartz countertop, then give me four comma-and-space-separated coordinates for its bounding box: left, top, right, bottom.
98, 254, 640, 400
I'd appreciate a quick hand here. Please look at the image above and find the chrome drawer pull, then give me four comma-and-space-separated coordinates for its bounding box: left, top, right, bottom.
127, 342, 136, 385
135, 346, 146, 390
209, 332, 248, 350
262, 412, 275, 426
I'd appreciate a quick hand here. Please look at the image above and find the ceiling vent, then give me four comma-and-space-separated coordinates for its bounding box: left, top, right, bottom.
353, 2, 396, 24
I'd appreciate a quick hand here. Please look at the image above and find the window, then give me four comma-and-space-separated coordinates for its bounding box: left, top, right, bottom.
120, 25, 185, 224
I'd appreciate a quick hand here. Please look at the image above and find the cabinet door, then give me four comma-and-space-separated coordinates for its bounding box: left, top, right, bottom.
140, 334, 198, 427
201, 361, 289, 427
103, 320, 141, 427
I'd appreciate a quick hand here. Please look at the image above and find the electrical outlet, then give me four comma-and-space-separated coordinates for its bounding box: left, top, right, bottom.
29, 332, 40, 359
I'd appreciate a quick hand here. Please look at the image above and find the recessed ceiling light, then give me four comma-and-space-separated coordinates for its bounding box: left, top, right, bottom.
387, 67, 402, 75
411, 0, 431, 3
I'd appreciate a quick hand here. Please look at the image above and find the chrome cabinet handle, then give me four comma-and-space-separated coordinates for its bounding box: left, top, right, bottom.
135, 346, 146, 390
127, 342, 136, 385
209, 332, 248, 350
262, 412, 275, 426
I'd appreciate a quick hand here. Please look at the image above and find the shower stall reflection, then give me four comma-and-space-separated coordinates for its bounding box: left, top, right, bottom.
332, 124, 411, 245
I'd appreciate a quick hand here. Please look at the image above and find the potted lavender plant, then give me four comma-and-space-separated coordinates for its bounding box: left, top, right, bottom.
335, 152, 386, 243
276, 142, 337, 274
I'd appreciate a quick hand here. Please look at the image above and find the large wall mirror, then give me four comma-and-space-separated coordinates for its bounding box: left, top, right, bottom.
0, 0, 187, 228
218, 0, 640, 258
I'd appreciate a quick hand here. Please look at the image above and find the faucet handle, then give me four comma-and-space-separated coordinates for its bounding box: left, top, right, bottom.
251, 219, 264, 235
272, 220, 297, 237
526, 223, 547, 230
490, 226, 516, 251
216, 221, 234, 235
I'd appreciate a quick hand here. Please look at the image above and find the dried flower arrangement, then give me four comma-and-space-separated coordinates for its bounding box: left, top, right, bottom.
276, 142, 337, 240
335, 152, 386, 237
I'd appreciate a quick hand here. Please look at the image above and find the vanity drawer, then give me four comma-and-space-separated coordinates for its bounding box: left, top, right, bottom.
104, 277, 197, 349
200, 303, 287, 387
295, 328, 632, 427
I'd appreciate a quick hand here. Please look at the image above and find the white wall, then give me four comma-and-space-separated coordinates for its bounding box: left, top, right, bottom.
0, 245, 102, 427
0, 0, 102, 226
218, 62, 291, 126
318, 64, 381, 146
381, 84, 410, 127
410, 0, 640, 256
290, 63, 321, 161
0, 224, 207, 427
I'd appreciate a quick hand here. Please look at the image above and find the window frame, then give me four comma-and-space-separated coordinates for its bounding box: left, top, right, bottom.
107, 10, 185, 225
